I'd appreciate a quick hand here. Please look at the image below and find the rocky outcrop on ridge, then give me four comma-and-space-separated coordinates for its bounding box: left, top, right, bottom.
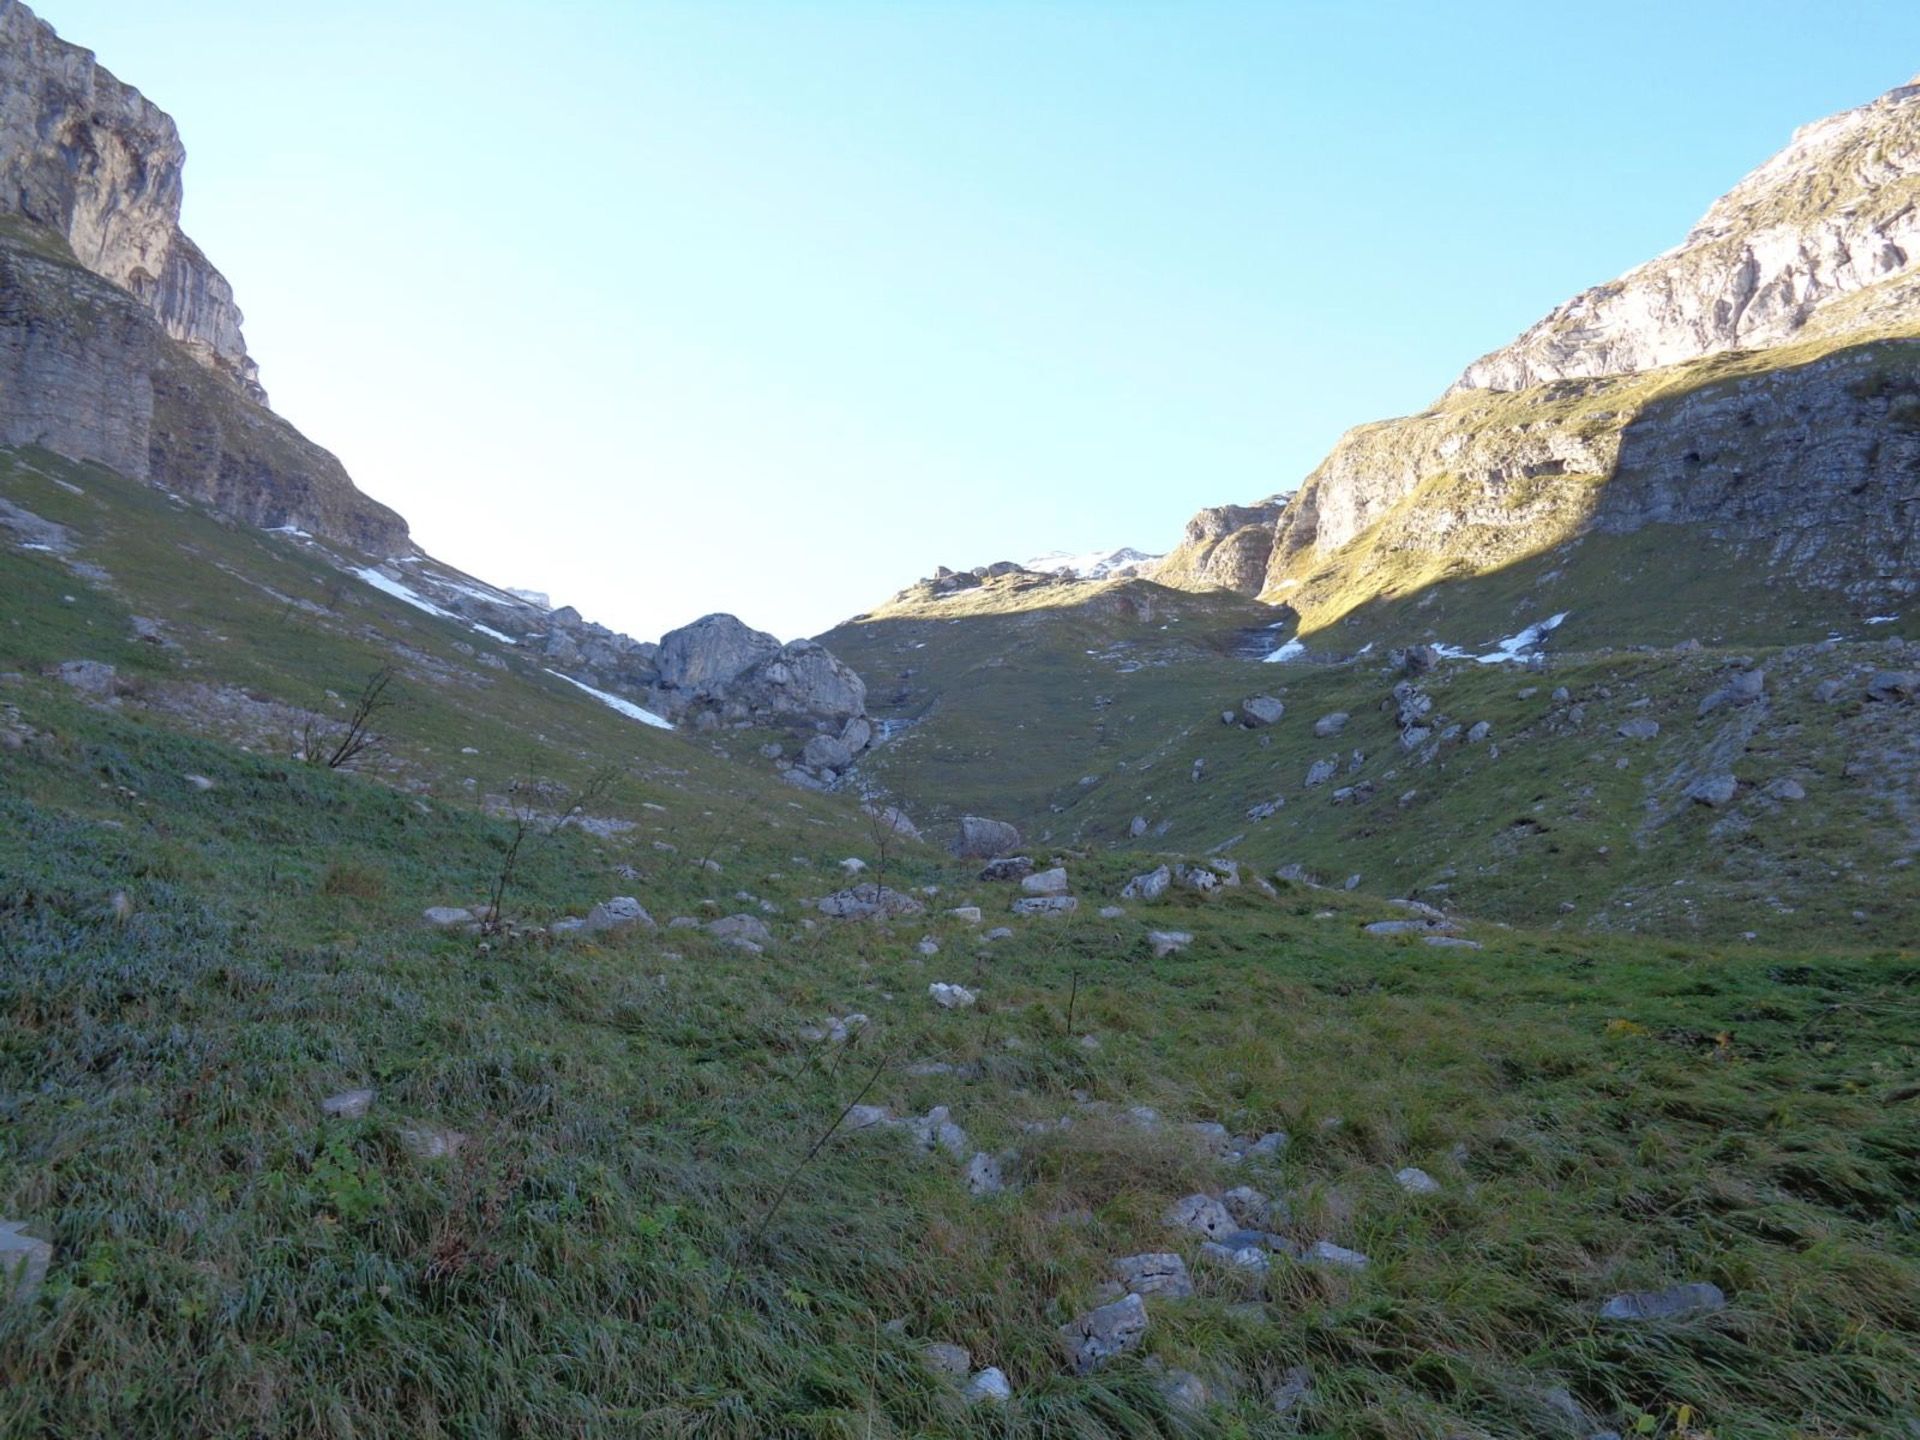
1157, 75, 1920, 627
1150, 499, 1288, 597
1453, 76, 1920, 393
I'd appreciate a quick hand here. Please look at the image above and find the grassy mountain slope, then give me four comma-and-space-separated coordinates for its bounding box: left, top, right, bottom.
4, 684, 1916, 1438
5, 446, 1916, 1438
827, 585, 1920, 949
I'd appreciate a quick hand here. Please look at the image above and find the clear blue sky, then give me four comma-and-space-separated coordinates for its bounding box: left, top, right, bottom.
36, 1, 1920, 639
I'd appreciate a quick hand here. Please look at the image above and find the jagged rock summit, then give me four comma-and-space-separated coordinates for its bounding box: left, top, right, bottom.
1455, 74, 1920, 393
1155, 73, 1920, 633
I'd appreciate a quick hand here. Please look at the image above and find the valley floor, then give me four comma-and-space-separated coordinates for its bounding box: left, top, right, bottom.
1, 688, 1915, 1439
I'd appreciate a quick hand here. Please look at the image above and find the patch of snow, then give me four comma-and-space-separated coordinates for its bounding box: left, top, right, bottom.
1473, 611, 1568, 664
1435, 612, 1570, 666
1264, 637, 1308, 664
1023, 546, 1163, 580
1865, 614, 1899, 625
471, 624, 518, 645
507, 588, 553, 610
267, 524, 312, 539
20, 542, 53, 552
544, 669, 673, 729
352, 567, 459, 621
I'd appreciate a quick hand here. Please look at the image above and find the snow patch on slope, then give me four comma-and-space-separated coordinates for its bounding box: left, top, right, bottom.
544, 669, 673, 730
353, 567, 459, 621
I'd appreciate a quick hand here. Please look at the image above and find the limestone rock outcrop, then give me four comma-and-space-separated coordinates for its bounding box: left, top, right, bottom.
0, 1, 408, 554
1, 0, 260, 397
1151, 499, 1287, 596
1155, 74, 1920, 626
1454, 77, 1920, 394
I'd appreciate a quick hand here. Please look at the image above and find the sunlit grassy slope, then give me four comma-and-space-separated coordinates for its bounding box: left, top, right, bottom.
827, 581, 1920, 949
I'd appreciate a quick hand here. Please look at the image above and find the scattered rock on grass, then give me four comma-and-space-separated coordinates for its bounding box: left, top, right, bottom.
322, 1088, 375, 1119
929, 982, 977, 1009
1686, 775, 1738, 807
1598, 1282, 1726, 1321
1058, 1292, 1148, 1373
585, 897, 656, 933
1165, 1194, 1236, 1239
1122, 865, 1171, 901
0, 1222, 53, 1308
1112, 1252, 1194, 1298
1148, 930, 1193, 958
1305, 1240, 1369, 1270
707, 913, 772, 948
964, 1367, 1012, 1404
921, 1342, 970, 1377
1395, 1166, 1441, 1194
399, 1126, 467, 1160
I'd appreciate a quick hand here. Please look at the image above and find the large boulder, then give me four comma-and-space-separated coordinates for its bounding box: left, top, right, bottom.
953, 816, 1022, 858
652, 618, 869, 732
731, 640, 867, 727
1240, 695, 1285, 727
656, 614, 782, 695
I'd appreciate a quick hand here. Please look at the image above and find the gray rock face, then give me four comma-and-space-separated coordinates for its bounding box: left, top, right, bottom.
1, 0, 260, 395
816, 884, 926, 920
1121, 865, 1171, 901
322, 1088, 374, 1120
1686, 774, 1739, 807
1148, 930, 1192, 958
964, 1151, 1005, 1197
1313, 711, 1350, 738
648, 618, 869, 735
1598, 1282, 1727, 1322
1112, 1252, 1192, 1298
1011, 895, 1078, 916
953, 815, 1022, 859
1304, 757, 1339, 787
655, 614, 781, 694
1699, 669, 1766, 716
1241, 695, 1285, 726
584, 896, 654, 933
706, 913, 773, 948
1164, 1193, 1236, 1240
56, 659, 116, 696
1058, 1292, 1148, 1374
921, 1342, 971, 1377
1618, 718, 1662, 740
1866, 669, 1919, 700
0, 3, 409, 554
963, 1367, 1012, 1404
1151, 499, 1288, 595
800, 733, 854, 773
1021, 867, 1070, 896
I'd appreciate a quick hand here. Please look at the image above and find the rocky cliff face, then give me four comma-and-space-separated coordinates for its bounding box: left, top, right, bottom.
1151, 499, 1287, 596
1455, 77, 1920, 394
0, 0, 260, 398
0, 1, 407, 554
1159, 75, 1920, 633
